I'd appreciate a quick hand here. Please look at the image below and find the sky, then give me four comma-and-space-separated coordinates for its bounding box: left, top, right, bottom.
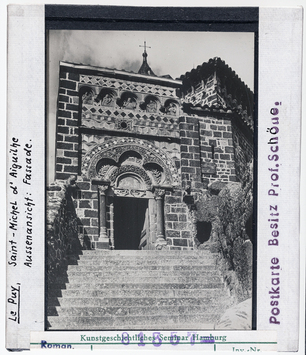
47, 30, 255, 182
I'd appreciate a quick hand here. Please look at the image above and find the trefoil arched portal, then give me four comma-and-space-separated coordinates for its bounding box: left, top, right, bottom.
82, 137, 179, 250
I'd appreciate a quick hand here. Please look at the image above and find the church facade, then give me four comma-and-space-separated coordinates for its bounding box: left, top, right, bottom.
52, 50, 254, 252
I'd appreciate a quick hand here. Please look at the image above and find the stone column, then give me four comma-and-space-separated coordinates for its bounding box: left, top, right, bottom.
96, 184, 109, 249
154, 187, 167, 250
109, 202, 115, 250
190, 207, 199, 249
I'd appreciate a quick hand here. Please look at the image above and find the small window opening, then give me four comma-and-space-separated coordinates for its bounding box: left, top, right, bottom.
211, 144, 215, 159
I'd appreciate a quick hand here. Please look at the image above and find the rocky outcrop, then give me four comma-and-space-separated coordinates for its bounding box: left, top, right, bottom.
194, 160, 253, 303
46, 176, 81, 286
215, 298, 252, 330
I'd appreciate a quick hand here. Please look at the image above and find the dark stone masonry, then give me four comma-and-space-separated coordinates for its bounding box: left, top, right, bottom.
51, 56, 253, 249
47, 53, 254, 327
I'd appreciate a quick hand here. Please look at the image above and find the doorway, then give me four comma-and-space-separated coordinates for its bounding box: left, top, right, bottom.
114, 197, 149, 250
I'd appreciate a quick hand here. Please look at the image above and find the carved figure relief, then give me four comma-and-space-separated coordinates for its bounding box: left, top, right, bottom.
153, 187, 166, 198
80, 74, 177, 98
123, 97, 137, 109
164, 101, 178, 116
146, 99, 157, 113
94, 88, 116, 106
140, 95, 159, 113
80, 87, 95, 105
117, 92, 138, 110
165, 102, 177, 115
101, 93, 113, 105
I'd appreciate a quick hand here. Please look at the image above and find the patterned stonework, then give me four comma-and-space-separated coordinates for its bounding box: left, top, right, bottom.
180, 58, 254, 131
81, 104, 179, 138
81, 135, 181, 165
113, 188, 148, 198
107, 165, 152, 188
80, 75, 178, 98
82, 137, 180, 186
182, 73, 228, 109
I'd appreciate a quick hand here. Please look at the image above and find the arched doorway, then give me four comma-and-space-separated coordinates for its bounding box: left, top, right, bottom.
83, 138, 179, 250
113, 174, 148, 249
114, 197, 148, 250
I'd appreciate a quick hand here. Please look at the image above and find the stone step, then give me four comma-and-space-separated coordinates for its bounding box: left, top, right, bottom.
74, 259, 216, 266
53, 287, 224, 299
79, 250, 215, 256
47, 314, 216, 330
69, 258, 216, 265
54, 274, 222, 284
48, 296, 229, 308
69, 252, 215, 261
66, 264, 217, 272
73, 255, 216, 262
48, 282, 224, 294
48, 304, 227, 317
47, 248, 232, 332
65, 269, 219, 278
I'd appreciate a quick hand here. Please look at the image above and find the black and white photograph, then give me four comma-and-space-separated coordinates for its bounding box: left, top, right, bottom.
5, 5, 303, 353
46, 29, 255, 331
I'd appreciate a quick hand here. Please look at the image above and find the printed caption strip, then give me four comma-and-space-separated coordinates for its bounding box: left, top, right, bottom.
30, 330, 277, 351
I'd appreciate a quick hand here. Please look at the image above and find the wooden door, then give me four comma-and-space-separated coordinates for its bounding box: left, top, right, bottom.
139, 205, 150, 250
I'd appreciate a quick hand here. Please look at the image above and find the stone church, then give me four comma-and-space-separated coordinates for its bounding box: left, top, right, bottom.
47, 46, 254, 330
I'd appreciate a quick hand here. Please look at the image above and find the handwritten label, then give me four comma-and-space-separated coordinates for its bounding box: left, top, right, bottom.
7, 283, 21, 323
7, 137, 36, 327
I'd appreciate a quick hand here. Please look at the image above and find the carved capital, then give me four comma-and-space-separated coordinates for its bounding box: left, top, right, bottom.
98, 184, 109, 195
92, 179, 110, 195
153, 185, 172, 199
153, 187, 166, 199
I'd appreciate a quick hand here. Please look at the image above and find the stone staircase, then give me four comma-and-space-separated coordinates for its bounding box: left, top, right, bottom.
47, 250, 233, 330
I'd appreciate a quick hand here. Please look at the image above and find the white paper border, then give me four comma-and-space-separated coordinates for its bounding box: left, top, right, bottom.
257, 7, 302, 352
3, 3, 305, 355
6, 4, 45, 350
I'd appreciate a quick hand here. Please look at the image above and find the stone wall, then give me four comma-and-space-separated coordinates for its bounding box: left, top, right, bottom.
46, 176, 82, 286
199, 116, 236, 185
56, 70, 80, 180
53, 61, 253, 253
164, 189, 194, 250
231, 119, 253, 182
72, 178, 99, 248
71, 177, 194, 250
56, 63, 182, 182
179, 116, 202, 190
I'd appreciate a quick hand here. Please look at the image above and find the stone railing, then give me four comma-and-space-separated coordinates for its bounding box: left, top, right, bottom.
46, 176, 81, 286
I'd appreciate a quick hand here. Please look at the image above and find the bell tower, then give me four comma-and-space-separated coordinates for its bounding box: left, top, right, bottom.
138, 41, 155, 76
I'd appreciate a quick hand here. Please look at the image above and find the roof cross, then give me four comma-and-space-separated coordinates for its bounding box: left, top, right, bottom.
139, 41, 151, 54
138, 40, 155, 76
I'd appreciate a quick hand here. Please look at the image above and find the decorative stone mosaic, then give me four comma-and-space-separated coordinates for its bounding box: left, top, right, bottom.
80, 75, 178, 98
81, 137, 180, 186
81, 104, 179, 138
